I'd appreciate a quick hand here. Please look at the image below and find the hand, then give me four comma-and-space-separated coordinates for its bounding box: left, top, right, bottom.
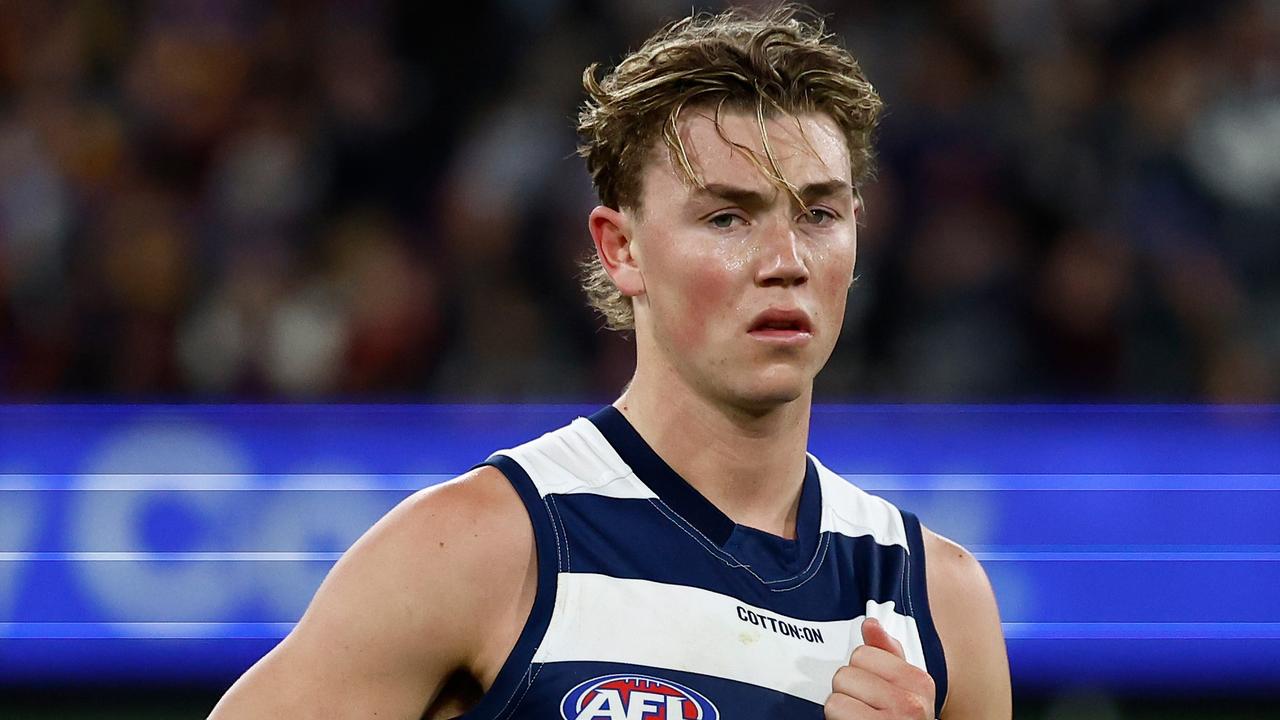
824, 617, 936, 719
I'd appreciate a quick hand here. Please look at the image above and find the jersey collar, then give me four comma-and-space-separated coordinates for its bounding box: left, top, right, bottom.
588, 405, 821, 552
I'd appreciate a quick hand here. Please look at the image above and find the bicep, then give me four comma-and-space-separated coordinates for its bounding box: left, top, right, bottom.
925, 529, 1012, 720
210, 470, 521, 719
212, 527, 450, 717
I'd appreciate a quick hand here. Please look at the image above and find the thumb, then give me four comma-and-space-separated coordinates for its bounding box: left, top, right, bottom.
860, 617, 906, 660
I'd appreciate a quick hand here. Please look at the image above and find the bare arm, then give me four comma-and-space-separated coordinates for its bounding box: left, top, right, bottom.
208, 467, 533, 719
924, 528, 1012, 720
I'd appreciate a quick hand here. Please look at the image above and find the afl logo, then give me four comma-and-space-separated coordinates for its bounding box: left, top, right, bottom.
559, 673, 720, 720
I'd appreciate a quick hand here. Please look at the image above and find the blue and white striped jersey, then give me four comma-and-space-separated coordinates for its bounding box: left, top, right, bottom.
459, 406, 947, 720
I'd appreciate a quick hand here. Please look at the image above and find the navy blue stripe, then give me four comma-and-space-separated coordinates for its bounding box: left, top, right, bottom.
902, 510, 948, 719
549, 492, 911, 622
511, 660, 824, 719
589, 406, 737, 545
458, 456, 561, 720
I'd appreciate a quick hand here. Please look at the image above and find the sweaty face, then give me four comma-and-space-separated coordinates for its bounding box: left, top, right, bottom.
627, 108, 858, 411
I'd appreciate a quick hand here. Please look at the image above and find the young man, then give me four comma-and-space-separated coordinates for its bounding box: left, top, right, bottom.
211, 8, 1010, 719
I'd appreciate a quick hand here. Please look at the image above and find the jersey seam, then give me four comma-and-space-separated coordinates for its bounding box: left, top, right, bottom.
647, 496, 829, 591
761, 510, 832, 586
537, 469, 639, 498
902, 532, 915, 616
766, 531, 832, 594
649, 498, 751, 569
826, 503, 907, 552
548, 494, 571, 573
494, 496, 568, 718
494, 663, 546, 720
543, 495, 566, 574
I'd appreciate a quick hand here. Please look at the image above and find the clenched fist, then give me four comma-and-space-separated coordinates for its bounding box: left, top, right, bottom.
825, 617, 936, 719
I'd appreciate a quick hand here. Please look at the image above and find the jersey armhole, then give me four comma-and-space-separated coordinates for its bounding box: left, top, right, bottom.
901, 510, 949, 719
456, 454, 561, 720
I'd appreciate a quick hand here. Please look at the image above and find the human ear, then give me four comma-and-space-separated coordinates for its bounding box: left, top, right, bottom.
588, 206, 645, 297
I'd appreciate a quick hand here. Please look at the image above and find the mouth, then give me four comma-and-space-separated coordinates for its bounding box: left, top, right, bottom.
747, 308, 814, 344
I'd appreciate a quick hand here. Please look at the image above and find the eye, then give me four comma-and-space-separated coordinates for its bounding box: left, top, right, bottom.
800, 207, 838, 226
709, 213, 745, 229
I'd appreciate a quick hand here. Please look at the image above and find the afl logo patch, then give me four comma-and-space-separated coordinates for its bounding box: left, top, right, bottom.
559, 673, 720, 720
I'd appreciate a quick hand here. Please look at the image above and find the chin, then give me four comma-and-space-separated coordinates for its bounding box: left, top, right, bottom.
730, 373, 809, 410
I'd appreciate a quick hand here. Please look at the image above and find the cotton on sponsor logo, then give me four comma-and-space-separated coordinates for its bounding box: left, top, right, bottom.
559, 674, 720, 720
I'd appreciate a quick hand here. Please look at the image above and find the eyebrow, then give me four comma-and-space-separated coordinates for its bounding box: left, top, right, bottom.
694, 179, 852, 208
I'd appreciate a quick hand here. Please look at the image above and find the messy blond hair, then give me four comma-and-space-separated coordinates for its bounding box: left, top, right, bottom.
577, 5, 883, 330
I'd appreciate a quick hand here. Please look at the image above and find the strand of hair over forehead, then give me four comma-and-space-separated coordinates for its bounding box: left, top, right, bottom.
662, 9, 849, 207
579, 4, 881, 209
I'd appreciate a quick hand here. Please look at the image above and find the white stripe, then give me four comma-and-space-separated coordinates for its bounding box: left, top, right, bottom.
812, 457, 909, 550
534, 574, 927, 704
498, 418, 657, 500
502, 420, 913, 556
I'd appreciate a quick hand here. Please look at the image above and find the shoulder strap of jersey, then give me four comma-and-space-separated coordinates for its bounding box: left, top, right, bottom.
456, 454, 563, 720
900, 509, 948, 718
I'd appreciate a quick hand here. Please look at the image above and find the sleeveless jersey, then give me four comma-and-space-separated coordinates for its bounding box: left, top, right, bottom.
459, 407, 947, 720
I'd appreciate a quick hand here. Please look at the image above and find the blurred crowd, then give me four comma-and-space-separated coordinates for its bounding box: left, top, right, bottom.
0, 0, 1277, 402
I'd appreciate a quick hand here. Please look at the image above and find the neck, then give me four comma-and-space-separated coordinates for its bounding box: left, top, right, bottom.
614, 365, 813, 539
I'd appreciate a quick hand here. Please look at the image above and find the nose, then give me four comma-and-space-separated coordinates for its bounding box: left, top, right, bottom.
755, 219, 809, 288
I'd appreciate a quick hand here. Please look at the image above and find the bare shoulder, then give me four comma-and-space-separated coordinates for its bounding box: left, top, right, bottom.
359, 465, 536, 653
209, 465, 534, 719
922, 527, 1012, 720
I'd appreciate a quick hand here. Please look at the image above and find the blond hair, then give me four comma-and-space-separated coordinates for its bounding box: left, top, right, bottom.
576, 5, 883, 330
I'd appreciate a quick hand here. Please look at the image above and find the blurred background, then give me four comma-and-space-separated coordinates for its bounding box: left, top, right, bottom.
1, 0, 1278, 718
2, 0, 1277, 403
